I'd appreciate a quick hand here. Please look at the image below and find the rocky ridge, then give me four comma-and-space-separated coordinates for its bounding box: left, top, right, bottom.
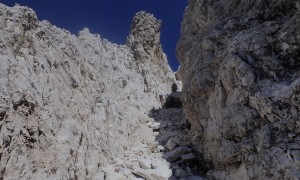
177, 0, 300, 179
0, 3, 179, 179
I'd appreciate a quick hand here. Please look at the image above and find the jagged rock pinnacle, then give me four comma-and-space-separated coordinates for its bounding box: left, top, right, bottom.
127, 11, 164, 61
126, 11, 175, 94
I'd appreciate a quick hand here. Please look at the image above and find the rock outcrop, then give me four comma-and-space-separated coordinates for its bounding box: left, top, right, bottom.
126, 12, 175, 94
0, 3, 175, 179
177, 0, 300, 179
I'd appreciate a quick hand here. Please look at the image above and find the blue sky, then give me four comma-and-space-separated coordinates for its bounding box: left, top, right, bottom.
1, 0, 187, 71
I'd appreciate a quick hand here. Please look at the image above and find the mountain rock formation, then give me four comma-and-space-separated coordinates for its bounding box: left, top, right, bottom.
177, 0, 300, 179
1, 0, 300, 179
0, 4, 176, 179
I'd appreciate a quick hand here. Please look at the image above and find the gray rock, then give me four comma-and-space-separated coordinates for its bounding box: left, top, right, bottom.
177, 0, 300, 179
169, 175, 177, 180
186, 167, 193, 176
188, 176, 204, 180
163, 146, 192, 162
175, 169, 187, 178
181, 153, 197, 162
166, 138, 177, 150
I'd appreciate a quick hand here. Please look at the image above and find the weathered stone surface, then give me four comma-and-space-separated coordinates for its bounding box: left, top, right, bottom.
188, 176, 204, 180
177, 0, 300, 179
4, 0, 300, 179
175, 168, 187, 178
138, 158, 152, 169
166, 137, 177, 150
181, 153, 197, 162
151, 159, 165, 169
132, 167, 156, 180
152, 166, 172, 179
93, 171, 105, 180
0, 3, 175, 179
102, 166, 127, 180
148, 142, 159, 152
119, 168, 132, 176
148, 122, 160, 129
163, 146, 192, 162
126, 11, 175, 95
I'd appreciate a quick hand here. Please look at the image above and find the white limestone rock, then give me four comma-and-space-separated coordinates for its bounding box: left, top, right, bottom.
157, 145, 165, 151
138, 158, 152, 169
93, 171, 105, 180
132, 166, 171, 180
119, 168, 132, 176
152, 166, 172, 179
0, 3, 175, 179
101, 166, 124, 180
132, 167, 154, 180
148, 122, 160, 129
148, 142, 159, 152
151, 159, 167, 169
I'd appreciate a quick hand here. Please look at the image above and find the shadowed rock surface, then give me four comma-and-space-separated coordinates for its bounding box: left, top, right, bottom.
177, 0, 300, 179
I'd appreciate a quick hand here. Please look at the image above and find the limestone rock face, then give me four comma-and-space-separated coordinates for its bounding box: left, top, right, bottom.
127, 11, 175, 94
0, 4, 175, 179
177, 0, 300, 179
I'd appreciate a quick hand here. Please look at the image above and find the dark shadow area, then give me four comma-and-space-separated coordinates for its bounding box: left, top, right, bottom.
149, 91, 206, 180
163, 92, 182, 109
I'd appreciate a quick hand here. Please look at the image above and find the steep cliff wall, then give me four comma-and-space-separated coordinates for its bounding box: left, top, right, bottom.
177, 0, 300, 179
0, 4, 175, 179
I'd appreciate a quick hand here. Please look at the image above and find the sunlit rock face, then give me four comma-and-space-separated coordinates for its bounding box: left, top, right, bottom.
0, 4, 175, 179
177, 0, 300, 179
127, 11, 175, 94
